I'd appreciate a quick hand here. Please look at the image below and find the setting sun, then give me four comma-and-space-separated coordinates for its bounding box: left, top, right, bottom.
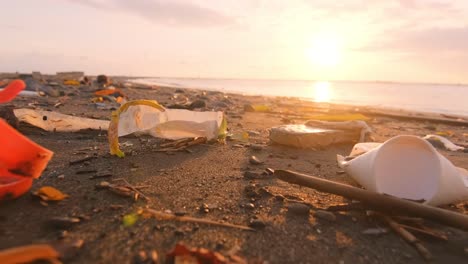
307, 33, 342, 67
312, 81, 332, 102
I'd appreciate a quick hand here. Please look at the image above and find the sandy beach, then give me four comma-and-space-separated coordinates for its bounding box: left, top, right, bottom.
1, 78, 467, 264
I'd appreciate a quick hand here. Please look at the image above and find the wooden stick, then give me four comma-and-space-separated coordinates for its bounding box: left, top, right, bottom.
144, 209, 254, 231
398, 224, 448, 241
381, 215, 433, 261
274, 170, 468, 230
112, 178, 150, 201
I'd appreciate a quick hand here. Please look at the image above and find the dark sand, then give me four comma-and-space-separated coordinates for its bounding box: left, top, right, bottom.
0, 81, 467, 263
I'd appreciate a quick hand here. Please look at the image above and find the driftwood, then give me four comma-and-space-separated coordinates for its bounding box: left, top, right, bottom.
274, 170, 468, 230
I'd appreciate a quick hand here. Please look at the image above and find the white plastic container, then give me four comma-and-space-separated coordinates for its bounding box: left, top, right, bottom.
341, 135, 468, 206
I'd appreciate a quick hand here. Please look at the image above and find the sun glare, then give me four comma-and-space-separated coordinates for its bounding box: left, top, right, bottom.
307, 33, 342, 67
313, 81, 331, 102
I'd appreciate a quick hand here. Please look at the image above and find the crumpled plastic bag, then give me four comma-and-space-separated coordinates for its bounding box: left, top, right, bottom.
108, 100, 227, 157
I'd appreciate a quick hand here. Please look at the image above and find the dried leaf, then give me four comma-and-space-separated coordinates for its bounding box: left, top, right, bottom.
34, 186, 69, 201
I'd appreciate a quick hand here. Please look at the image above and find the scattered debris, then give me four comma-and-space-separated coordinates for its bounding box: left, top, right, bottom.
269, 124, 363, 149
144, 208, 254, 231
380, 215, 432, 261
123, 213, 139, 227
108, 100, 226, 157
274, 170, 468, 230
69, 156, 97, 165
337, 135, 468, 206
423, 134, 464, 151
0, 244, 60, 264
166, 244, 247, 264
33, 186, 69, 201
14, 108, 110, 132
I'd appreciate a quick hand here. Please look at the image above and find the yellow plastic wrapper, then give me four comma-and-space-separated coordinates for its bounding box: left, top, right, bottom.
108, 100, 226, 157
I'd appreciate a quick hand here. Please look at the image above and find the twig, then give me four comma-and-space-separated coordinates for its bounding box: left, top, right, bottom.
274, 170, 468, 230
380, 215, 433, 261
398, 224, 448, 241
112, 178, 150, 201
144, 208, 254, 231
69, 156, 96, 165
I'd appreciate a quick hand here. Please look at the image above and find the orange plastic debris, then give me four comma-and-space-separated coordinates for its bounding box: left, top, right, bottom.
0, 79, 54, 201
33, 186, 68, 201
0, 79, 26, 103
94, 88, 125, 98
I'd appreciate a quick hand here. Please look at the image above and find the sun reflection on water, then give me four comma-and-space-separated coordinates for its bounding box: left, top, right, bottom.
313, 81, 332, 102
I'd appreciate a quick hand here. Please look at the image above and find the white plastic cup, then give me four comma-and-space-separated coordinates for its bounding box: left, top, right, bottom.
343, 135, 468, 206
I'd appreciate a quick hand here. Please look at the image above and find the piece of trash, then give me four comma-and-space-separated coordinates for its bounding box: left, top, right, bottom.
305, 113, 370, 121
229, 131, 249, 143
435, 131, 454, 137
0, 244, 60, 264
244, 104, 271, 112
338, 135, 468, 206
0, 80, 27, 103
122, 213, 139, 227
305, 120, 372, 142
63, 80, 80, 86
94, 87, 126, 98
14, 108, 110, 132
108, 100, 226, 157
423, 134, 464, 151
166, 244, 247, 264
33, 186, 69, 201
269, 124, 362, 149
0, 80, 53, 200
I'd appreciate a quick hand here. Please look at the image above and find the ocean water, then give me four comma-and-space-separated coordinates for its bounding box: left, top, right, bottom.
134, 78, 468, 117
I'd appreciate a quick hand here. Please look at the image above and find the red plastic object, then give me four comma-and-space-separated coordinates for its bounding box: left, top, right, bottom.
0, 79, 26, 103
0, 120, 53, 200
0, 80, 53, 200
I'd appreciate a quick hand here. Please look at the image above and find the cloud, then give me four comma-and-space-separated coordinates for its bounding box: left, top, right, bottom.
67, 0, 235, 27
359, 26, 468, 53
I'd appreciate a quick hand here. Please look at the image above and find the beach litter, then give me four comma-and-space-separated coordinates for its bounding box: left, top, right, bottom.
108, 100, 226, 157
13, 108, 110, 132
166, 244, 247, 264
423, 134, 465, 151
269, 120, 371, 149
0, 240, 83, 264
33, 186, 69, 202
337, 135, 468, 206
0, 80, 53, 200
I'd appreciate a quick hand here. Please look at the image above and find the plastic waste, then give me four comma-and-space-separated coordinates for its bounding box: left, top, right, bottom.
63, 80, 80, 86
270, 123, 364, 149
338, 135, 468, 206
14, 108, 110, 132
108, 100, 227, 157
244, 104, 271, 112
423, 134, 464, 151
305, 120, 372, 142
0, 80, 53, 200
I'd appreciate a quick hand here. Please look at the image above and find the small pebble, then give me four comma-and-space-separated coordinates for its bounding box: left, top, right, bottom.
313, 210, 336, 222
245, 203, 255, 209
265, 168, 274, 175
57, 174, 65, 179
250, 144, 264, 151
249, 219, 266, 229
249, 156, 263, 165
287, 203, 310, 216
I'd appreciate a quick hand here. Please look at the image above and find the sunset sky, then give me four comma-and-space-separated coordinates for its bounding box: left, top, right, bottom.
1, 0, 468, 83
